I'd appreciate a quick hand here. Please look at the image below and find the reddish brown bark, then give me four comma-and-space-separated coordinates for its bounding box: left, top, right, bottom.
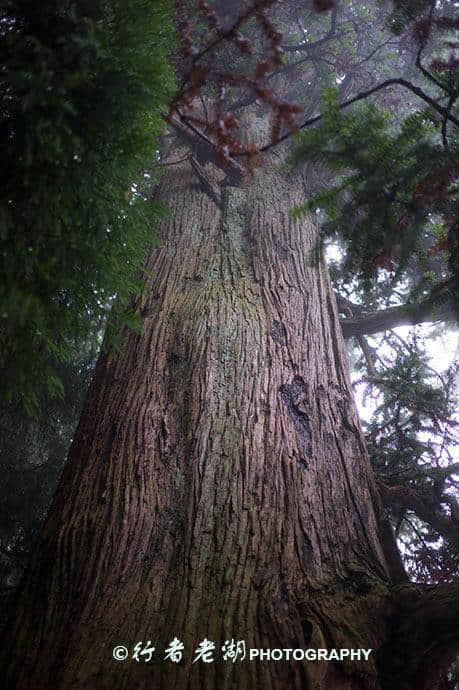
2, 142, 455, 689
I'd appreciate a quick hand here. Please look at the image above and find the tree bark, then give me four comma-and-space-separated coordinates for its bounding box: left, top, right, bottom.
2, 144, 455, 689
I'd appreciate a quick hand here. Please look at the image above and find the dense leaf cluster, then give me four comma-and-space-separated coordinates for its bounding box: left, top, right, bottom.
291, 87, 458, 308
0, 0, 174, 412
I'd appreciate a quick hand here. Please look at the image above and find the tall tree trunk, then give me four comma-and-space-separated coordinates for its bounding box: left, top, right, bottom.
3, 144, 446, 689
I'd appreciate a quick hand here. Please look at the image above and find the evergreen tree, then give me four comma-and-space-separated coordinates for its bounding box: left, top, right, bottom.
0, 0, 174, 412
1, 1, 458, 688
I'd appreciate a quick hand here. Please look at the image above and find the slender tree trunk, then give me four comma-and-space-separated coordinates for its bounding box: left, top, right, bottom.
3, 146, 432, 689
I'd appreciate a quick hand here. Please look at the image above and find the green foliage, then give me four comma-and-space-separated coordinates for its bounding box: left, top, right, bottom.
0, 0, 175, 412
365, 346, 457, 480
291, 87, 458, 305
354, 329, 459, 582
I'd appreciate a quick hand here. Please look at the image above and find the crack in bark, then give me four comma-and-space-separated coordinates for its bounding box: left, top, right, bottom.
270, 319, 287, 346
279, 376, 312, 466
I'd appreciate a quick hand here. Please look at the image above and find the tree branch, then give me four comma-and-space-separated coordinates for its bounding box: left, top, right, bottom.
339, 298, 455, 339
378, 482, 459, 545
414, 0, 453, 95
259, 77, 459, 153
335, 293, 365, 316
168, 113, 245, 185
356, 334, 377, 377
189, 156, 223, 208
282, 2, 339, 53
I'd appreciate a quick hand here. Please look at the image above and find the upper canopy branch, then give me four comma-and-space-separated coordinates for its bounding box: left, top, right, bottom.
259, 77, 459, 153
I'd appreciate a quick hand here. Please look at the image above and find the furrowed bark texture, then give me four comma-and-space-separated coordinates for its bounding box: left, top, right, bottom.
4, 148, 414, 689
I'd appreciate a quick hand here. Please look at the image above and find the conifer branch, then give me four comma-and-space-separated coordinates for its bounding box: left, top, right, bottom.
259, 77, 459, 153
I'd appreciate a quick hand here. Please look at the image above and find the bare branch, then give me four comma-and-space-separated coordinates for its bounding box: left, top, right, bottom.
168, 112, 245, 185
335, 293, 365, 317
415, 0, 453, 95
282, 1, 339, 53
441, 91, 458, 149
356, 334, 377, 377
340, 298, 456, 339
